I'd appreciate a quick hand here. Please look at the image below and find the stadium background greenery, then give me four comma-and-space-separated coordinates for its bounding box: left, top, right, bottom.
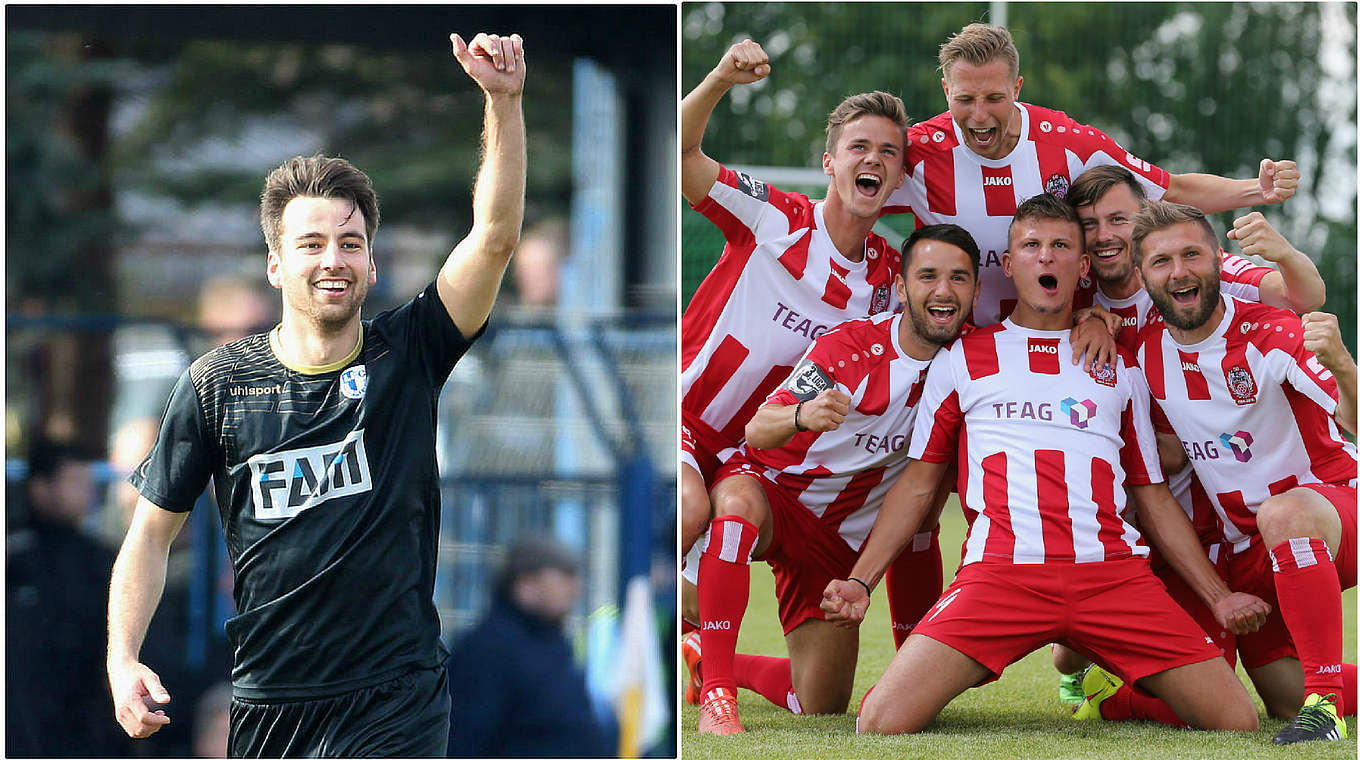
680, 2, 1358, 359
681, 3, 1359, 755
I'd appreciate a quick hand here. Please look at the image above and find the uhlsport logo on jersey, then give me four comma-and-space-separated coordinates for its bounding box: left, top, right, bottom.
340, 365, 368, 400
248, 429, 372, 520
1060, 397, 1097, 429
1219, 430, 1254, 463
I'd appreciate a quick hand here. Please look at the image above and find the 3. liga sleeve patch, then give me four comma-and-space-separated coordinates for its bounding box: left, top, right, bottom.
734, 171, 769, 202
784, 360, 832, 401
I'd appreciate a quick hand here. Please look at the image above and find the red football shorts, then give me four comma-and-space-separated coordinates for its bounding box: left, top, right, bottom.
1224, 482, 1356, 669
681, 411, 739, 485
912, 559, 1221, 688
1154, 544, 1235, 666
712, 454, 859, 636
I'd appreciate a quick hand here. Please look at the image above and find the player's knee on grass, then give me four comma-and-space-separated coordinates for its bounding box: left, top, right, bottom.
1255, 488, 1341, 551
1247, 657, 1305, 720
856, 689, 925, 735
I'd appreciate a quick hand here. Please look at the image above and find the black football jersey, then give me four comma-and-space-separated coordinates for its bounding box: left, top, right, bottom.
132, 282, 478, 699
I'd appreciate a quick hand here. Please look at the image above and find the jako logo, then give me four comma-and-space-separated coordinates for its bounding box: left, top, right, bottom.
1061, 397, 1097, 429
1029, 344, 1057, 354
702, 620, 731, 631
983, 176, 1012, 187
249, 430, 372, 520
1317, 664, 1342, 674
1219, 430, 1253, 463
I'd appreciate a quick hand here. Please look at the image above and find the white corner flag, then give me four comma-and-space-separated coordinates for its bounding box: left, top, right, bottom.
614, 576, 668, 757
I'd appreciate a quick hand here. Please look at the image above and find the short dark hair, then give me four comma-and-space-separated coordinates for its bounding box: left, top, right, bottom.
1008, 193, 1083, 250
259, 155, 380, 253
825, 91, 910, 156
901, 224, 981, 278
1131, 200, 1219, 265
1067, 164, 1147, 210
493, 535, 581, 600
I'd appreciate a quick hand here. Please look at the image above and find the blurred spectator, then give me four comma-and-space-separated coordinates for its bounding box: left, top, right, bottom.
446, 536, 615, 758
511, 217, 567, 309
6, 438, 127, 757
192, 682, 232, 758
194, 273, 277, 348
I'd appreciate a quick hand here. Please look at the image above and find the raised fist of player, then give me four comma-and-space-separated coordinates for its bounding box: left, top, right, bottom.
451, 32, 526, 96
1257, 158, 1299, 205
1226, 211, 1294, 264
712, 39, 770, 87
1302, 311, 1351, 373
1211, 591, 1272, 636
801, 388, 851, 433
821, 578, 870, 628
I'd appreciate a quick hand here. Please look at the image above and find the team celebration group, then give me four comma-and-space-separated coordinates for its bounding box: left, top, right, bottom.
679, 23, 1357, 745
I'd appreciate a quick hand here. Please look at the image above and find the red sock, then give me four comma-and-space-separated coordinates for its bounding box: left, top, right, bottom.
884, 526, 943, 649
1270, 538, 1345, 712
733, 653, 800, 713
1343, 663, 1357, 717
1099, 685, 1188, 728
696, 515, 759, 700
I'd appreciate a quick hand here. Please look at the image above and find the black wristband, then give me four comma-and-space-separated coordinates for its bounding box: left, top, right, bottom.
794, 400, 808, 433
849, 577, 871, 596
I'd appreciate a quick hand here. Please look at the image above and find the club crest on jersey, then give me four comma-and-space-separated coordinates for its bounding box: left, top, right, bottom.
1061, 397, 1097, 429
870, 284, 891, 315
734, 171, 769, 202
1226, 365, 1257, 405
786, 360, 833, 401
1044, 173, 1070, 199
1219, 430, 1254, 463
340, 365, 368, 400
248, 430, 372, 520
1089, 362, 1117, 387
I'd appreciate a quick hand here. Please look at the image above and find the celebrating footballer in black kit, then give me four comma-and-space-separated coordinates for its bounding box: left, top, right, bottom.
107, 32, 527, 757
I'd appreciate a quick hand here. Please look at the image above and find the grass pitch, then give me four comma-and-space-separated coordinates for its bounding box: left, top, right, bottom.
680, 503, 1358, 759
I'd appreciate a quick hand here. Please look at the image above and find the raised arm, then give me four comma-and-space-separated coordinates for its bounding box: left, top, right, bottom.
438, 32, 527, 338
1163, 158, 1299, 214
1302, 311, 1357, 436
1225, 212, 1325, 312
680, 39, 770, 206
107, 496, 190, 739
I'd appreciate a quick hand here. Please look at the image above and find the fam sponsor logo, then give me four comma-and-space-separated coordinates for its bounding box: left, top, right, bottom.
1219, 430, 1254, 463
772, 303, 832, 339
248, 429, 372, 520
1061, 397, 1097, 429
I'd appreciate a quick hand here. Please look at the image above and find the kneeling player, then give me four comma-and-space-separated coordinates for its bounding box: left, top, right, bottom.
688, 225, 978, 734
824, 194, 1269, 735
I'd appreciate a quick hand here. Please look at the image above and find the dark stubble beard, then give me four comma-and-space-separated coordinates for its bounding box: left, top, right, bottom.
907, 299, 961, 347
1148, 273, 1220, 332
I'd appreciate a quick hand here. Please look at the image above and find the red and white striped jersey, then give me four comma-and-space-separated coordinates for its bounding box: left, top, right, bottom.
1137, 296, 1358, 553
908, 320, 1163, 566
682, 164, 902, 447
742, 312, 933, 551
1097, 252, 1274, 353
884, 104, 1171, 326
